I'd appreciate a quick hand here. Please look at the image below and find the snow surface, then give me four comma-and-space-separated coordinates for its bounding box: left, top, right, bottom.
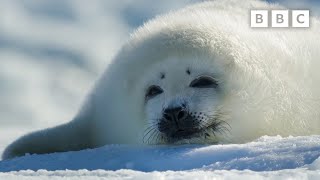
0, 136, 319, 179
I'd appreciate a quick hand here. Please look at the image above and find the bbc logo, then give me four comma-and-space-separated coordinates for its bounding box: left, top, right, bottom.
250, 10, 310, 28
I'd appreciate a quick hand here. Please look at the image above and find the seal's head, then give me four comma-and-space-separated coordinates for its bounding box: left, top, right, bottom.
139, 55, 231, 144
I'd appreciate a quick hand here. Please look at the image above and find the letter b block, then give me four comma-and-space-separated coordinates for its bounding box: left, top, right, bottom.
251, 10, 268, 27
271, 10, 289, 27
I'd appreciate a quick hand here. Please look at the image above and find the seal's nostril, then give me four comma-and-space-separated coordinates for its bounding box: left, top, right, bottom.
177, 110, 186, 120
164, 113, 172, 121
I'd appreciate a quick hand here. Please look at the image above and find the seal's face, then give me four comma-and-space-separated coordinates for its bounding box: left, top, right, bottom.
141, 55, 230, 144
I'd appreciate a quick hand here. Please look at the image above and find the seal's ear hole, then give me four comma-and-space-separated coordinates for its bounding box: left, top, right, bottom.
160, 73, 165, 79
189, 76, 218, 88
186, 68, 191, 75
146, 85, 163, 101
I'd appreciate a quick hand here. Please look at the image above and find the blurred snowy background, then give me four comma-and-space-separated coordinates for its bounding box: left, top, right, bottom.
0, 0, 319, 156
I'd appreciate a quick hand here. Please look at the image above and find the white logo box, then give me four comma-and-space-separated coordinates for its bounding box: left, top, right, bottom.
250, 10, 309, 28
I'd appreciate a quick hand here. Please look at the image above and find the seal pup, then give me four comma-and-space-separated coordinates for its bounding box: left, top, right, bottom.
3, 0, 320, 159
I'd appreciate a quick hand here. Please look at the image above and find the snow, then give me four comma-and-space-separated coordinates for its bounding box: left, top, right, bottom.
0, 169, 320, 180
0, 136, 319, 179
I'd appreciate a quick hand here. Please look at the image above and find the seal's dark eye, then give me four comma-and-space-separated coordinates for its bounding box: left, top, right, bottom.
146, 85, 163, 100
189, 76, 218, 88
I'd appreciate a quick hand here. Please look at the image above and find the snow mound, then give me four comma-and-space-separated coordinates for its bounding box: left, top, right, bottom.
0, 136, 320, 179
0, 136, 320, 173
0, 168, 320, 180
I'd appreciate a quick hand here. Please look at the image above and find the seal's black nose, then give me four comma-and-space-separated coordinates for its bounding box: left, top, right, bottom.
163, 107, 188, 125
159, 105, 199, 139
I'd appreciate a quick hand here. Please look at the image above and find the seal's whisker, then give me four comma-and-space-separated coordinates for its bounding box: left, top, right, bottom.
146, 129, 158, 144
143, 127, 157, 143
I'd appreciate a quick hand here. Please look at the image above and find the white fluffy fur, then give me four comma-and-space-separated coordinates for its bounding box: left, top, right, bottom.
3, 0, 320, 159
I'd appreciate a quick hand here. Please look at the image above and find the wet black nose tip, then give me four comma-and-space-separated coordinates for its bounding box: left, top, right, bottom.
163, 106, 188, 122
159, 105, 200, 139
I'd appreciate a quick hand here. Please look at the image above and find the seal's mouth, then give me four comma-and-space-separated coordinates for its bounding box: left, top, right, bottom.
164, 120, 229, 144
165, 125, 216, 143
169, 128, 201, 140
143, 111, 229, 144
